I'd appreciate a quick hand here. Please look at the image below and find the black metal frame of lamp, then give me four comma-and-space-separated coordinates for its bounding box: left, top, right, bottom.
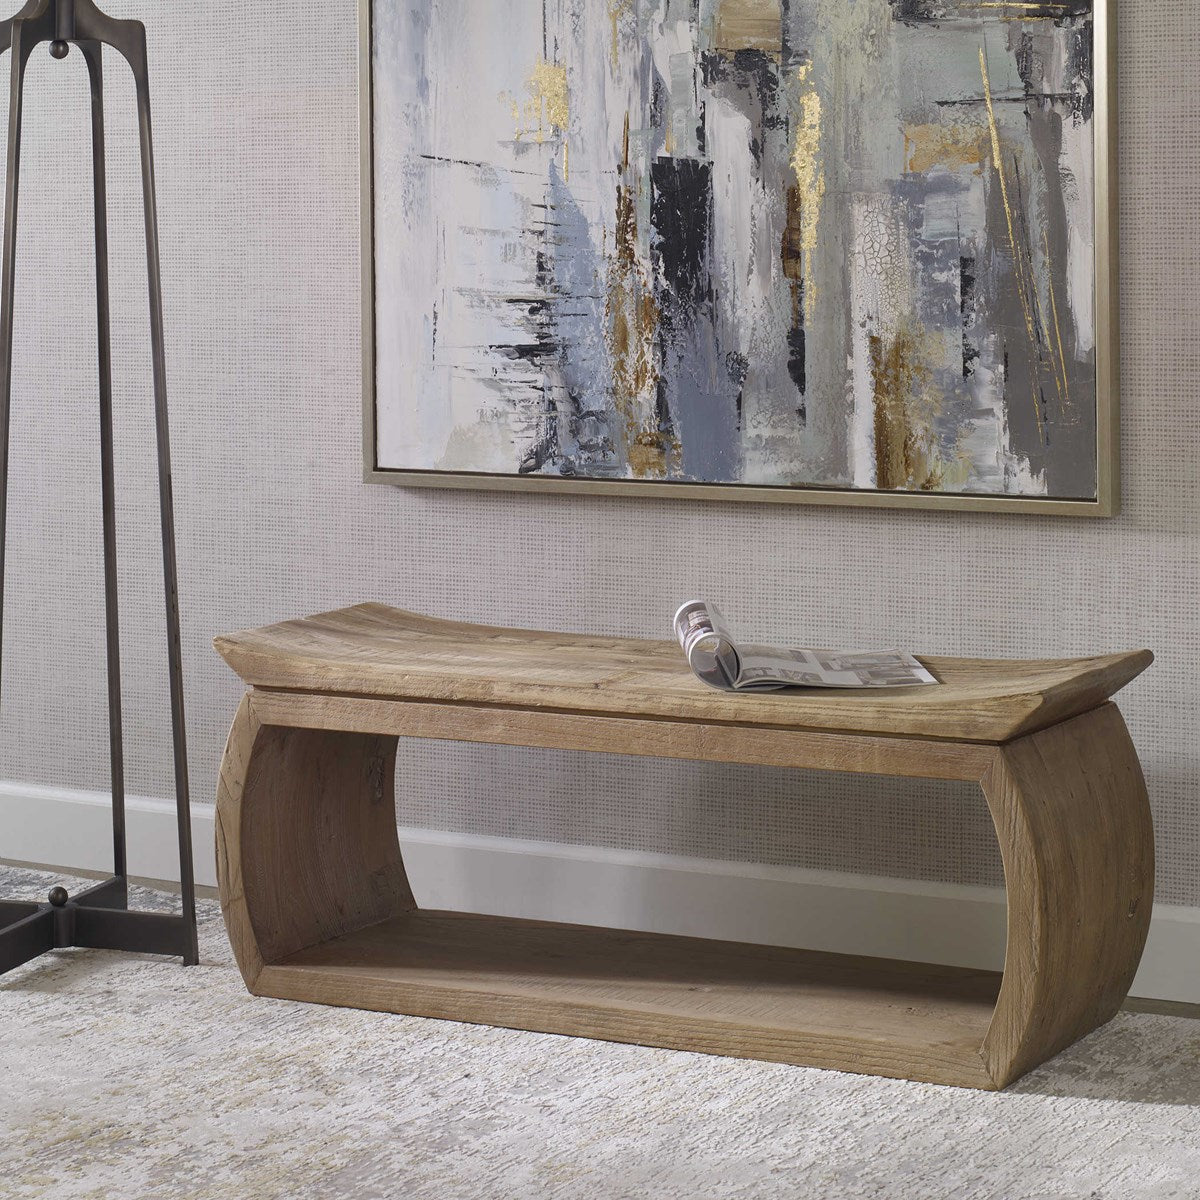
0, 0, 197, 973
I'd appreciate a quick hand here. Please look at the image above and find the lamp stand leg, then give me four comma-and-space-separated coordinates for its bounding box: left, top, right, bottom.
82, 39, 128, 907
0, 4, 198, 973
131, 39, 198, 967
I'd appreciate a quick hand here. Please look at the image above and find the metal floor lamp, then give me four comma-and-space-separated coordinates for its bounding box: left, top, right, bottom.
0, 0, 197, 972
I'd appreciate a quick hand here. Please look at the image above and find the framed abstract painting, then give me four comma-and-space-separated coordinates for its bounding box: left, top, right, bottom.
362, 0, 1117, 514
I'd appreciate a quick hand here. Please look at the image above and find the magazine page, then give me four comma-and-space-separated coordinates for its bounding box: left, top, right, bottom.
734, 645, 938, 689
673, 600, 938, 690
672, 601, 746, 691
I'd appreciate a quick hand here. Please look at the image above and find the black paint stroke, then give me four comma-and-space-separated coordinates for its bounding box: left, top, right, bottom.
960, 255, 979, 378
651, 157, 714, 312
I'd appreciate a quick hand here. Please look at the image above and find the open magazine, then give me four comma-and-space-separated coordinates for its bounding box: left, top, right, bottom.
672, 601, 938, 692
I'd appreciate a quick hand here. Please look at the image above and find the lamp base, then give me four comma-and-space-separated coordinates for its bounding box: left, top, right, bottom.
0, 876, 197, 974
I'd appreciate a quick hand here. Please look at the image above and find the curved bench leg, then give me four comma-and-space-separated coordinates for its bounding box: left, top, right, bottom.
216, 695, 413, 991
980, 702, 1154, 1088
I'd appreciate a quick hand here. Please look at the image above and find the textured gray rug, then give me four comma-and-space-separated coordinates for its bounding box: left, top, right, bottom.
1, 865, 1198, 1200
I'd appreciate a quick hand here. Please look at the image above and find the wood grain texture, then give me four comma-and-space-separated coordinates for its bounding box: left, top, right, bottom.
216, 697, 412, 989
214, 604, 1152, 743
980, 703, 1154, 1087
247, 691, 997, 782
214, 607, 1155, 1090
215, 695, 266, 986
261, 910, 1001, 1089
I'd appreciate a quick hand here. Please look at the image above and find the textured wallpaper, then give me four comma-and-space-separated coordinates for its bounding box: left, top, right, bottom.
0, 1, 1195, 905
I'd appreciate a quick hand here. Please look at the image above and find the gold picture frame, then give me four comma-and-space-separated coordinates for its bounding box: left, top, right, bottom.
361, 0, 1118, 516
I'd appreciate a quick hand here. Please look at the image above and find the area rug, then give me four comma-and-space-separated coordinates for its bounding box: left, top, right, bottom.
1, 865, 1198, 1200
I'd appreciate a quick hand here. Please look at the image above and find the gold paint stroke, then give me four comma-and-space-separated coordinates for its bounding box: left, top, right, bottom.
714, 0, 783, 56
609, 0, 632, 69
870, 324, 966, 492
960, 2, 1073, 19
506, 60, 570, 178
529, 61, 569, 131
904, 123, 987, 175
1025, 238, 1065, 416
1044, 226, 1072, 415
871, 329, 921, 491
980, 47, 1043, 442
628, 430, 679, 476
790, 64, 824, 323
606, 114, 667, 478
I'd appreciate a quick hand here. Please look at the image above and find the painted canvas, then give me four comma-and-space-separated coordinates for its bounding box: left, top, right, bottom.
367, 0, 1110, 508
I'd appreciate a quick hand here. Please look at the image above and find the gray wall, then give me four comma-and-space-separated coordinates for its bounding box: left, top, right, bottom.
0, 1, 1196, 905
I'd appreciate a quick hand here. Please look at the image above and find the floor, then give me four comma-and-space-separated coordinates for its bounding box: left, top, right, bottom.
2, 865, 1199, 1200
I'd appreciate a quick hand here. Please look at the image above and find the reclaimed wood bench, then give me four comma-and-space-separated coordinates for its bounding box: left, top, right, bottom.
214, 604, 1154, 1090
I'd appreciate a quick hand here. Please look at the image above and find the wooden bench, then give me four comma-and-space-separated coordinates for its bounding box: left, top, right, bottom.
214, 604, 1154, 1090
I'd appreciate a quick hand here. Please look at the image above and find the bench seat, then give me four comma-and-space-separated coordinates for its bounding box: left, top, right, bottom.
215, 602, 1152, 743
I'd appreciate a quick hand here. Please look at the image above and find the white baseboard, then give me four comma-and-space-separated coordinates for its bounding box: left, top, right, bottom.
0, 781, 219, 889
2, 780, 1196, 1004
